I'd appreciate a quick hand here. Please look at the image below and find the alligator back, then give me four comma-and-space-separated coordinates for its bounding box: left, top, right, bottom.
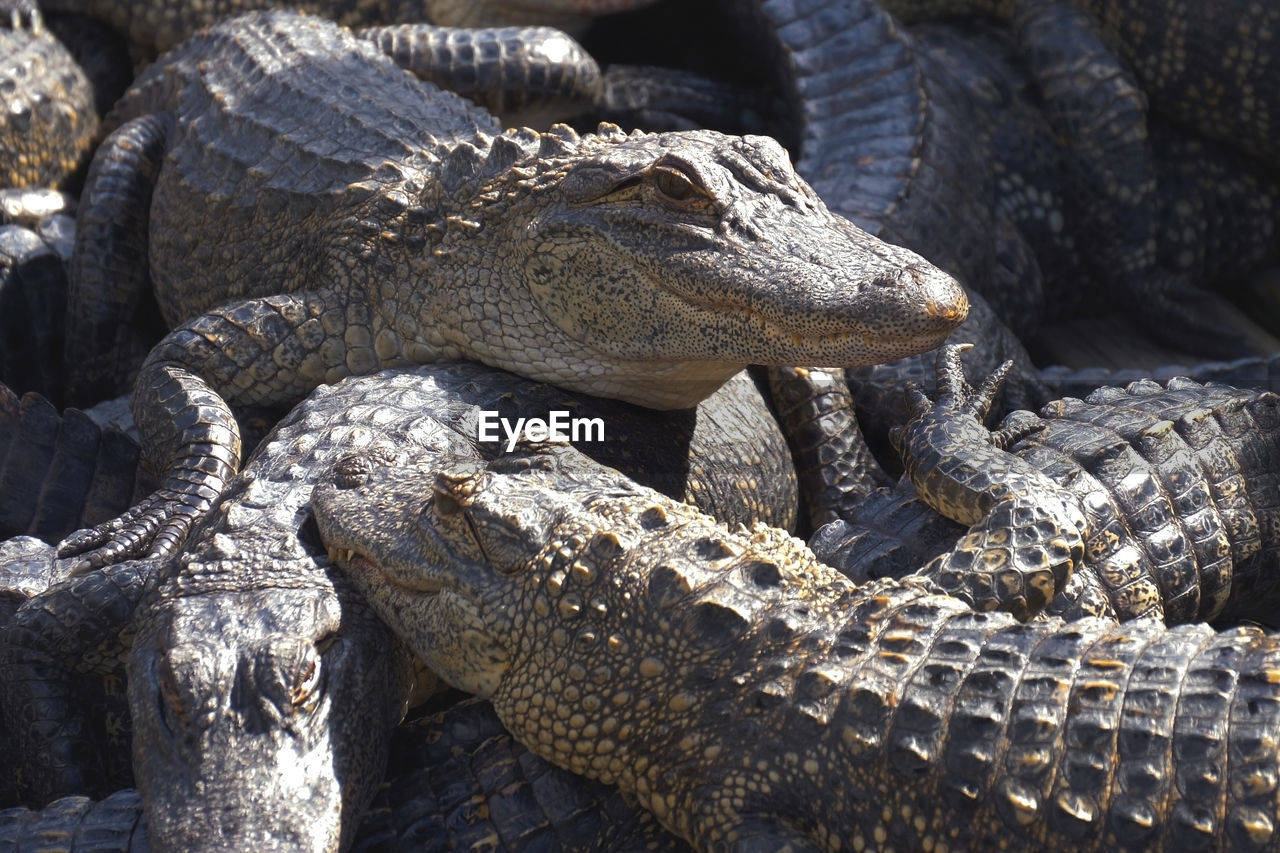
821, 375, 1280, 627
105, 9, 501, 326
313, 443, 1280, 852
1023, 378, 1280, 625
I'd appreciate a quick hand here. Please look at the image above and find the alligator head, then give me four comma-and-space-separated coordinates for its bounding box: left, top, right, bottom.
311, 445, 841, 796
416, 124, 968, 409
127, 572, 413, 852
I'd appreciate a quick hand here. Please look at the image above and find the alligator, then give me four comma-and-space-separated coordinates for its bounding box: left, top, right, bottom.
876, 0, 1280, 164
813, 345, 1280, 628
55, 8, 962, 571
0, 697, 688, 851
695, 0, 1280, 486
1, 358, 795, 849
314, 438, 1280, 852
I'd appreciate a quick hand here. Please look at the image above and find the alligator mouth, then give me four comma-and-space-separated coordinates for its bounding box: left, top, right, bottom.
326, 546, 444, 595
672, 292, 960, 362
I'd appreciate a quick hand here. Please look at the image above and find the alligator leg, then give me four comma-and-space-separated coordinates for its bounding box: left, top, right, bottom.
764, 365, 892, 531
58, 291, 377, 570
894, 344, 1087, 619
0, 554, 151, 804
63, 113, 171, 408
1011, 0, 1248, 358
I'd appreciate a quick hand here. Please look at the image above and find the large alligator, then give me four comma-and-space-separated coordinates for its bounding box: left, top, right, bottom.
57, 8, 963, 571
314, 439, 1280, 852
1, 358, 794, 849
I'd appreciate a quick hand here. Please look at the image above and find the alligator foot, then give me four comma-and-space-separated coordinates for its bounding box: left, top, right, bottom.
894, 344, 1085, 619
57, 486, 210, 572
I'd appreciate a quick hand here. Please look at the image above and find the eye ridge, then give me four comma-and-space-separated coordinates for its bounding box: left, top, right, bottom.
650, 165, 704, 203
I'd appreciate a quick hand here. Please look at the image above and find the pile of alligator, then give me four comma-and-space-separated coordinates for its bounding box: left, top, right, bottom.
3, 0, 1280, 849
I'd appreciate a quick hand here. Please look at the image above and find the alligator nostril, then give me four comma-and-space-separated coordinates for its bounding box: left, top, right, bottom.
907, 265, 968, 322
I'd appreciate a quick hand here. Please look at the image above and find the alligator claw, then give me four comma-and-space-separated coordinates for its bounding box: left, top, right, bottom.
3, 0, 42, 32
58, 490, 204, 573
897, 345, 1023, 453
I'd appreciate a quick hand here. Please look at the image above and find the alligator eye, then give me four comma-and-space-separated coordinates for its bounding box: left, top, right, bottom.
157, 657, 186, 728
290, 657, 322, 709
651, 166, 701, 203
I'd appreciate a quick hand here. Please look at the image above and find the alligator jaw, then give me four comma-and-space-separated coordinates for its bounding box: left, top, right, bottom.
327, 545, 444, 595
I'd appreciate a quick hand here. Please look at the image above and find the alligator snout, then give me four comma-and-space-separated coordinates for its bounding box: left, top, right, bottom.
883, 262, 970, 325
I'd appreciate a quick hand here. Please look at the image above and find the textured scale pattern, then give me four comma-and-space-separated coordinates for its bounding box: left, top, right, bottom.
830, 347, 1280, 627
1, 360, 796, 848
877, 0, 1280, 162
0, 697, 688, 851
0, 16, 97, 190
59, 8, 963, 572
314, 442, 1280, 851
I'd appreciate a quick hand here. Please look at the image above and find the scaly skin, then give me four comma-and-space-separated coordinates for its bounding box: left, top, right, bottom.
0, 383, 149, 543
58, 9, 963, 570
1, 360, 796, 850
826, 346, 1280, 627
38, 0, 660, 53
314, 442, 1280, 852
0, 211, 76, 399
0, 10, 97, 190
0, 697, 688, 851
878, 0, 1280, 163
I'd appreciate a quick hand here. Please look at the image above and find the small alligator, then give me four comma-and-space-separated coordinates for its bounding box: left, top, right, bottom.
1, 358, 794, 849
58, 8, 964, 571
0, 697, 688, 851
314, 439, 1280, 852
815, 345, 1280, 627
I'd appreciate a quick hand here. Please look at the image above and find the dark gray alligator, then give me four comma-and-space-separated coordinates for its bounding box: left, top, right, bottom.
58, 8, 964, 571
814, 345, 1280, 628
712, 0, 1280, 488
877, 0, 1280, 164
1, 358, 794, 850
314, 439, 1280, 852
0, 696, 688, 851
